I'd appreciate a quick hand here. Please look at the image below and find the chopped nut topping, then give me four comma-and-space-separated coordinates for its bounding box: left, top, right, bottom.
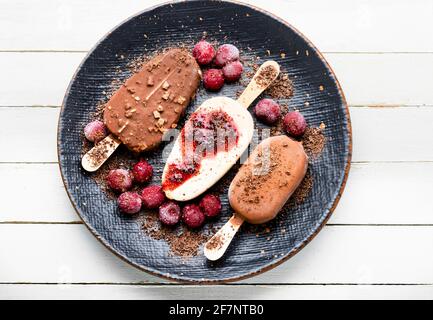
127, 87, 136, 94
125, 108, 136, 118
162, 91, 170, 100
118, 121, 129, 133
174, 107, 180, 113
153, 110, 161, 119
157, 105, 164, 112
171, 123, 177, 129
147, 76, 154, 86
157, 118, 165, 127
134, 96, 140, 101
138, 142, 148, 149
107, 105, 112, 110
176, 96, 186, 104
162, 81, 170, 90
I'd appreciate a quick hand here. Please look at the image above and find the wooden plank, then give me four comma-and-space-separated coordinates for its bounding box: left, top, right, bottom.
350, 107, 433, 162
2, 162, 433, 225
1, 106, 433, 163
0, 53, 84, 106
0, 164, 77, 222
1, 284, 432, 300
0, 108, 58, 163
1, 0, 433, 52
1, 224, 432, 284
1, 52, 433, 107
329, 162, 433, 225
326, 53, 433, 106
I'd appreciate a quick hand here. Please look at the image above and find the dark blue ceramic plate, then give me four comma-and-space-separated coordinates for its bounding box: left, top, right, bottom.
58, 0, 351, 282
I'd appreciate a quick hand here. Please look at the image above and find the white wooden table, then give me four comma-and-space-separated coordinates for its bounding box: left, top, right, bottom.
1, 0, 433, 300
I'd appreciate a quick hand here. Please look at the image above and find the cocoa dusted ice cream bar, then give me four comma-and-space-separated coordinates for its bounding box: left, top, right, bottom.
204, 135, 308, 261
104, 48, 201, 153
228, 135, 308, 224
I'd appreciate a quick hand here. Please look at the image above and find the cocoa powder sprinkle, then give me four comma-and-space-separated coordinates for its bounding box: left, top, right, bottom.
206, 234, 224, 251
255, 65, 278, 88
266, 72, 294, 99
302, 127, 326, 159
142, 212, 212, 257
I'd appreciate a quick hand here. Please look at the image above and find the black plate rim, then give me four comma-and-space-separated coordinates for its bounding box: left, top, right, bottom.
57, 0, 352, 284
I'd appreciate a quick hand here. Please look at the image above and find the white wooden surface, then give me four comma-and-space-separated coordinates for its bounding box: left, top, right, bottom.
1, 0, 432, 300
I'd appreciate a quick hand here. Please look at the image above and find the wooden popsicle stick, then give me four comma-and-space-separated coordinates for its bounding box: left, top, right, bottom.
204, 214, 245, 261
237, 60, 280, 108
81, 134, 121, 172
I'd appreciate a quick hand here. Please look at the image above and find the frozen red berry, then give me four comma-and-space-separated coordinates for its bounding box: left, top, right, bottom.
283, 111, 307, 137
203, 69, 224, 91
84, 120, 107, 143
132, 160, 153, 184
117, 192, 142, 214
182, 204, 205, 228
199, 194, 222, 218
214, 44, 240, 67
222, 60, 243, 82
159, 201, 181, 226
107, 169, 132, 192
141, 185, 166, 209
254, 99, 281, 125
192, 40, 216, 65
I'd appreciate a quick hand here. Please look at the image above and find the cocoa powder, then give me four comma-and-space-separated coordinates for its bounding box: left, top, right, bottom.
142, 212, 212, 257
265, 72, 294, 99
288, 170, 313, 207
302, 126, 326, 159
205, 233, 224, 251
255, 65, 278, 88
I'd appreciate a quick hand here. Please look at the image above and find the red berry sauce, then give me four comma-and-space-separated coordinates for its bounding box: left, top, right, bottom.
163, 109, 239, 191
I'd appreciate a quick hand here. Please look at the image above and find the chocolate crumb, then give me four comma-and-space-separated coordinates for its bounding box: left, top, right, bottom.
255, 65, 278, 88
206, 234, 224, 251
289, 170, 313, 207
142, 212, 211, 257
302, 127, 326, 159
266, 72, 294, 99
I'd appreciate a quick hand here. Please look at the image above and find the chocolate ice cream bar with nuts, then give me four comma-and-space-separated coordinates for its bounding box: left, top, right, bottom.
103, 48, 201, 153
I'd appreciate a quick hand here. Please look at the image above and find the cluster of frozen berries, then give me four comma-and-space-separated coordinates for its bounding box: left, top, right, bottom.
192, 41, 243, 91
106, 160, 221, 229
254, 98, 307, 137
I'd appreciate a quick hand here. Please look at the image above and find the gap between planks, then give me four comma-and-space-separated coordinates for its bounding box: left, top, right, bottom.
1, 282, 433, 286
